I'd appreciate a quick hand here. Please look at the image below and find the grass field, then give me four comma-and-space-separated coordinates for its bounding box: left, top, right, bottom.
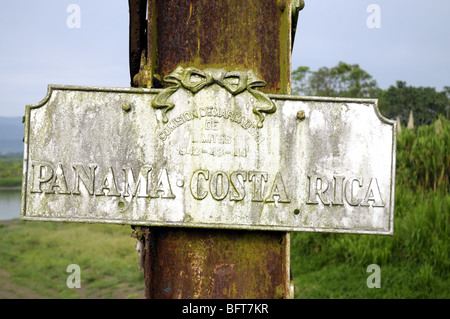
290, 188, 449, 298
0, 220, 145, 299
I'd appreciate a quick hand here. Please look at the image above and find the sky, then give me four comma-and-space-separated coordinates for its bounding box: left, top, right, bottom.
0, 0, 449, 117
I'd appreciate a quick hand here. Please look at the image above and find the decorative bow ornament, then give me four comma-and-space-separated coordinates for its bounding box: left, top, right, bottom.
152, 66, 276, 128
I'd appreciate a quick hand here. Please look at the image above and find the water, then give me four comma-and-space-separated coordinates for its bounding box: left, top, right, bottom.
0, 190, 21, 220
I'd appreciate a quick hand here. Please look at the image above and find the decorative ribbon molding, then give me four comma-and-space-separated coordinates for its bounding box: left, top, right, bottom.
152, 66, 276, 128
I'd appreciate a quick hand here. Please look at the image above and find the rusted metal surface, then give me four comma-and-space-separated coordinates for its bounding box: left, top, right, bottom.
145, 227, 289, 299
129, 0, 148, 87
130, 0, 298, 95
129, 0, 302, 299
291, 0, 305, 49
143, 227, 154, 297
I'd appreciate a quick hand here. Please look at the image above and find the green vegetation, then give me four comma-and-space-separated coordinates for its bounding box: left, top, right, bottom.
0, 221, 144, 299
396, 116, 449, 192
291, 117, 449, 298
292, 62, 378, 98
0, 157, 22, 188
292, 62, 450, 126
377, 82, 449, 126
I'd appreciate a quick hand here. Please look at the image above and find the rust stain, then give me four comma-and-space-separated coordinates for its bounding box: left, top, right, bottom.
145, 228, 288, 299
154, 0, 288, 94
186, 2, 193, 25
128, 0, 148, 87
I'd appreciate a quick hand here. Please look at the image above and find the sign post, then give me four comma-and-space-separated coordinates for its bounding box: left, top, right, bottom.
129, 0, 302, 299
21, 0, 396, 299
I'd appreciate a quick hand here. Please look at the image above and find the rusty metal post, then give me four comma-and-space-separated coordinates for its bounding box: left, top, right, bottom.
129, 0, 303, 299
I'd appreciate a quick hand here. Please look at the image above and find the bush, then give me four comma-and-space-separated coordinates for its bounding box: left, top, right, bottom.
0, 157, 22, 188
396, 115, 449, 192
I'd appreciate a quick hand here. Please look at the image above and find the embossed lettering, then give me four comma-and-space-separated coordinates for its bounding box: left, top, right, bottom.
306, 174, 386, 208
333, 175, 345, 206
204, 119, 219, 130
95, 166, 120, 197
123, 166, 152, 198
229, 171, 247, 201
30, 163, 178, 200
31, 163, 54, 193
72, 164, 97, 195
157, 110, 199, 141
157, 107, 264, 144
345, 177, 363, 206
265, 172, 291, 203
190, 169, 209, 200
248, 171, 268, 202
189, 169, 289, 204
46, 164, 70, 194
361, 177, 385, 207
306, 175, 330, 205
150, 168, 175, 198
210, 171, 229, 200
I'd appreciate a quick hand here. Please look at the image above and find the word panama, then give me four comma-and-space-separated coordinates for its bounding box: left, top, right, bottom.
22, 80, 396, 234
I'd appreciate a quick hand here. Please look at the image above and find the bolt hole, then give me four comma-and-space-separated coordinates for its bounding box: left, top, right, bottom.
294, 209, 300, 215
163, 285, 172, 294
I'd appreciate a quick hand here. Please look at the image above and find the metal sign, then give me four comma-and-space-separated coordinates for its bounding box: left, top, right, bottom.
21, 68, 396, 234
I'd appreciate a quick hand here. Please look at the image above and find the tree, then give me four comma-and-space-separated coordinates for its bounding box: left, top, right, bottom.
292, 61, 378, 98
292, 62, 449, 126
376, 81, 449, 126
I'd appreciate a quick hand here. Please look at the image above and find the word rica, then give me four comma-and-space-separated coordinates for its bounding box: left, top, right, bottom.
307, 174, 386, 207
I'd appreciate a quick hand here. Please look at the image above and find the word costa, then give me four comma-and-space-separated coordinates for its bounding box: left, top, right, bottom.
190, 169, 291, 202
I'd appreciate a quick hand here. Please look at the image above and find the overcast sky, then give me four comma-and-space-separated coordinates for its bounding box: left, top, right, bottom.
0, 0, 449, 117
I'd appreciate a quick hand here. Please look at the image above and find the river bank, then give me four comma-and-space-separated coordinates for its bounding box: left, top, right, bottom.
0, 187, 21, 191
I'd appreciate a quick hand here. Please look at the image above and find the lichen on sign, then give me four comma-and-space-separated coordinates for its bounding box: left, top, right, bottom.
21, 80, 396, 235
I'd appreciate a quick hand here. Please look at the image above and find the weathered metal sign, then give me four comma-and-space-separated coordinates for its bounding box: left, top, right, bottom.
21, 68, 396, 234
